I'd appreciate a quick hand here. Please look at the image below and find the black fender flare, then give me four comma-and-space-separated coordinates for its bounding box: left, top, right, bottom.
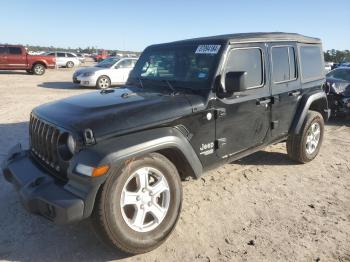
68, 127, 203, 218
290, 91, 329, 135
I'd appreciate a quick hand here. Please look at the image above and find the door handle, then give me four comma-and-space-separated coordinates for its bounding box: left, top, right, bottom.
289, 90, 301, 97
256, 98, 271, 106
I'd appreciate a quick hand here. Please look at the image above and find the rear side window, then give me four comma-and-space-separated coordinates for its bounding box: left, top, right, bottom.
272, 46, 297, 83
225, 48, 263, 88
300, 45, 323, 81
8, 47, 22, 55
57, 52, 66, 57
0, 46, 7, 54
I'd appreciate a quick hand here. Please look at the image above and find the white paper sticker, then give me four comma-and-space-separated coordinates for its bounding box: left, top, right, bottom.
195, 45, 221, 54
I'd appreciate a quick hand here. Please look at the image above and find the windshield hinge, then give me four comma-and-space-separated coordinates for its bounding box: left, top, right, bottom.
215, 108, 226, 119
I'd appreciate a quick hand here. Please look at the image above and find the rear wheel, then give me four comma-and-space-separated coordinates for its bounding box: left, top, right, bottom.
66, 61, 74, 68
287, 111, 324, 163
96, 76, 111, 89
32, 64, 45, 75
91, 153, 182, 254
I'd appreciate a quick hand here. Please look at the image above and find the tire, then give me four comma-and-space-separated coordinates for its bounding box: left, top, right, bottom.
32, 64, 46, 75
66, 61, 74, 68
91, 153, 182, 254
96, 75, 111, 89
287, 110, 324, 163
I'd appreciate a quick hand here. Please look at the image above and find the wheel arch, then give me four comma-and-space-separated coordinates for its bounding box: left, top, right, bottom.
290, 91, 330, 135
32, 60, 47, 69
70, 127, 202, 218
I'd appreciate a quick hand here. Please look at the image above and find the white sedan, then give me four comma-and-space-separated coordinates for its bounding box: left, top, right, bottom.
73, 57, 138, 89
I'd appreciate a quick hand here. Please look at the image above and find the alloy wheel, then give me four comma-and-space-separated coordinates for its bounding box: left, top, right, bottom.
305, 122, 321, 155
120, 167, 171, 232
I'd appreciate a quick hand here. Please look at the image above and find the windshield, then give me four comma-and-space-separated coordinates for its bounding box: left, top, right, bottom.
129, 44, 222, 89
96, 57, 120, 68
327, 69, 350, 81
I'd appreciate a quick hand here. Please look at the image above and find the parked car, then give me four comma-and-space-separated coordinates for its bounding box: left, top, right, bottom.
93, 50, 108, 62
0, 44, 55, 75
43, 51, 80, 68
325, 62, 333, 73
326, 67, 350, 116
76, 53, 85, 63
73, 57, 137, 88
2, 33, 329, 254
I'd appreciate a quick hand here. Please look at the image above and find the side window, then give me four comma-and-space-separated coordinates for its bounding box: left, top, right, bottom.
8, 47, 22, 55
46, 53, 55, 56
300, 45, 323, 81
225, 48, 263, 88
57, 52, 66, 57
0, 46, 7, 54
67, 53, 75, 57
117, 59, 133, 68
272, 46, 297, 83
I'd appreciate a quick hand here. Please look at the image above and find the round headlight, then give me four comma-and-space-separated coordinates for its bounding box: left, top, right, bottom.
58, 133, 76, 161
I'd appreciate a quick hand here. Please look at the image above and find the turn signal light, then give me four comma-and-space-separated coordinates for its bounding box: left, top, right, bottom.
92, 165, 110, 177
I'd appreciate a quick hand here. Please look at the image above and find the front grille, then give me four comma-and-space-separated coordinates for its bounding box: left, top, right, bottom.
29, 114, 62, 175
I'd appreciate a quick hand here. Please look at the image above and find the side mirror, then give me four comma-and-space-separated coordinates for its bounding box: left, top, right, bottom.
225, 71, 247, 94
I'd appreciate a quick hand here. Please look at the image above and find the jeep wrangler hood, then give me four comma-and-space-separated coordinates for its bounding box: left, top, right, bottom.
33, 87, 203, 139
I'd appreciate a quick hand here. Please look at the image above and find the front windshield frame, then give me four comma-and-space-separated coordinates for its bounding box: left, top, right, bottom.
96, 57, 120, 68
128, 43, 224, 90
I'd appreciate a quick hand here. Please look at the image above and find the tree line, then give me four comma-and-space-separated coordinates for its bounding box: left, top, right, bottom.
324, 49, 350, 63
25, 45, 141, 55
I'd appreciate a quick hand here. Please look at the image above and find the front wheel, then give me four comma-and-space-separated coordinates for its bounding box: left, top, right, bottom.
32, 64, 45, 75
66, 61, 74, 68
91, 153, 182, 254
287, 111, 324, 163
96, 76, 111, 89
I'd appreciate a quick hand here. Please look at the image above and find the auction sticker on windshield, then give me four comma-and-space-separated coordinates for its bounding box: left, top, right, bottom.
195, 45, 221, 54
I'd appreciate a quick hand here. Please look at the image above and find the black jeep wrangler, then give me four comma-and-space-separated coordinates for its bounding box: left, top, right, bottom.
2, 33, 330, 254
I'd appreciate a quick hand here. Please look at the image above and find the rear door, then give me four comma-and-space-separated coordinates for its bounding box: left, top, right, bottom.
0, 45, 8, 69
215, 43, 271, 158
269, 43, 301, 140
7, 46, 26, 69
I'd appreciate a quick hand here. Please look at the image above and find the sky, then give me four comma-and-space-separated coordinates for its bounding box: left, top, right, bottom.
1, 0, 349, 52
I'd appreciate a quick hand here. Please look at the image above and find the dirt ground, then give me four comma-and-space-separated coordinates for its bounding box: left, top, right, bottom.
0, 64, 349, 262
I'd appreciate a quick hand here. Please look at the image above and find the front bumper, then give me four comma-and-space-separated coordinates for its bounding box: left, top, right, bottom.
1, 144, 84, 224
76, 75, 97, 87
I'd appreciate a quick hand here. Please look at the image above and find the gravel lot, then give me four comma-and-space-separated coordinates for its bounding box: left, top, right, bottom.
0, 64, 349, 262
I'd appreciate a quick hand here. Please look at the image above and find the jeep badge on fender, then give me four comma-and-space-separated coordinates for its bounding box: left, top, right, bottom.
1, 33, 330, 254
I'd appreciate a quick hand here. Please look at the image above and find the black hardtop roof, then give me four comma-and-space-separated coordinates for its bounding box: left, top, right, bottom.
151, 32, 321, 48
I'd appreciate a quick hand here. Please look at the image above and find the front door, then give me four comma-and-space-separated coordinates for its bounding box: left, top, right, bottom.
112, 59, 134, 84
215, 44, 271, 158
269, 43, 301, 140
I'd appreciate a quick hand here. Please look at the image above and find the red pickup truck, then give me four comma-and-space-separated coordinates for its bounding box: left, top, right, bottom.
0, 45, 56, 75
93, 50, 108, 62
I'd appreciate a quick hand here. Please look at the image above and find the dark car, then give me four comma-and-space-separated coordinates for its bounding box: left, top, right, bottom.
326, 67, 350, 116
2, 32, 330, 254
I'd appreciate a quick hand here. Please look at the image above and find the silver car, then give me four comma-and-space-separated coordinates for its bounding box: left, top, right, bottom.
73, 57, 137, 89
44, 51, 81, 68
